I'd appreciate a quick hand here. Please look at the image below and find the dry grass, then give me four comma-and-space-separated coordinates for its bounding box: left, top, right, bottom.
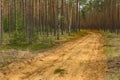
102, 31, 120, 80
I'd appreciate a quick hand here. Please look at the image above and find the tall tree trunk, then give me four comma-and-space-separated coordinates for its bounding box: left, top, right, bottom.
68, 1, 73, 35
0, 0, 3, 43
57, 0, 61, 40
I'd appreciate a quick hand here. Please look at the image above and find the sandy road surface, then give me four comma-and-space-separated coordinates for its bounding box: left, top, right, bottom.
0, 33, 107, 80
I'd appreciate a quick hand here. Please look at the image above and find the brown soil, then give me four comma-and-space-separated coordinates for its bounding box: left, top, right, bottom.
0, 33, 107, 80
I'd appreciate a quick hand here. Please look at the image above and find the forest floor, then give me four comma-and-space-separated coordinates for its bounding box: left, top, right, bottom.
103, 31, 120, 80
0, 32, 108, 80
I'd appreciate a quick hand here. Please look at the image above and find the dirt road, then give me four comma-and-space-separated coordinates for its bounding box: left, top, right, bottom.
0, 33, 107, 80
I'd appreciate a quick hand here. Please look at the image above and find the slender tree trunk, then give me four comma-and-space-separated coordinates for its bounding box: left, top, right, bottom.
0, 0, 2, 43
57, 0, 61, 40
76, 0, 79, 32
53, 0, 56, 36
22, 0, 26, 34
68, 1, 73, 35
13, 0, 17, 30
29, 0, 34, 44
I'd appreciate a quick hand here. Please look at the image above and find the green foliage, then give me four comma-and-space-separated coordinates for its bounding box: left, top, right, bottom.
31, 30, 39, 44
80, 0, 104, 20
0, 30, 88, 51
30, 43, 54, 51
9, 12, 28, 44
9, 31, 27, 44
17, 13, 23, 31
60, 16, 65, 21
0, 43, 54, 51
3, 17, 9, 32
42, 36, 54, 44
54, 68, 65, 74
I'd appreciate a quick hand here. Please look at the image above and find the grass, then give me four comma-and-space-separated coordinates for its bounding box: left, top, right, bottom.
101, 31, 120, 80
0, 30, 88, 51
0, 55, 16, 68
0, 43, 55, 51
54, 68, 65, 74
101, 31, 120, 56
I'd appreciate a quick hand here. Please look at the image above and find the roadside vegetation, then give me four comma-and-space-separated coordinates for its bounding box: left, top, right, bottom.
0, 30, 88, 51
102, 31, 120, 80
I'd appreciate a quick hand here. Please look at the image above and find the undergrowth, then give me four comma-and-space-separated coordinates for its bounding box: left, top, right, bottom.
0, 30, 88, 51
